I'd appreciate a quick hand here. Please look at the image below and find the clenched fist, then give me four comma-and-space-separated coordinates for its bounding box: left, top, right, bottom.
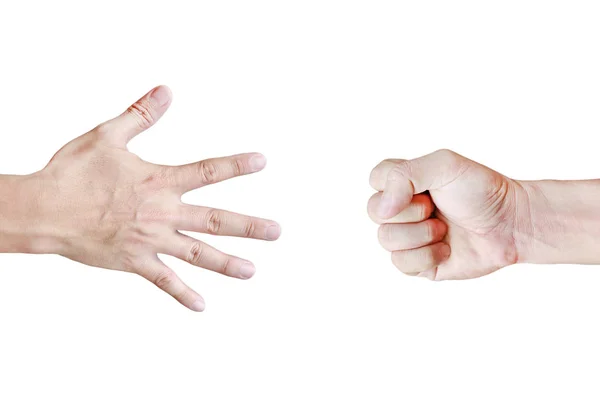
368, 150, 532, 280
369, 149, 600, 279
1, 86, 280, 311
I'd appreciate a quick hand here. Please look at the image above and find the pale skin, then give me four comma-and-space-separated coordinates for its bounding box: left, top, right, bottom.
2, 90, 599, 314
0, 86, 281, 311
369, 149, 600, 280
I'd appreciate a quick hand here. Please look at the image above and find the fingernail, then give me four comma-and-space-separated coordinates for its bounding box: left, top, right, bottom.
151, 85, 171, 107
239, 262, 256, 279
266, 224, 281, 240
249, 154, 267, 171
190, 298, 205, 312
378, 192, 394, 217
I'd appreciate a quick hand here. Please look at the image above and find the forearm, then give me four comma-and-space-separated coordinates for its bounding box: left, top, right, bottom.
516, 179, 600, 264
0, 173, 56, 254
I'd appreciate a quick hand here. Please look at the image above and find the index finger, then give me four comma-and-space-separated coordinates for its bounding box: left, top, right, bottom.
369, 159, 405, 191
367, 192, 435, 224
167, 152, 267, 193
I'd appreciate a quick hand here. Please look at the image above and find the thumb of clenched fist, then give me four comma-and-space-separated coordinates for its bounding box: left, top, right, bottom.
368, 149, 532, 280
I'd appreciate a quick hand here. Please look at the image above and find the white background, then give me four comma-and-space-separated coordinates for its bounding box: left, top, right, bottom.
1, 1, 600, 399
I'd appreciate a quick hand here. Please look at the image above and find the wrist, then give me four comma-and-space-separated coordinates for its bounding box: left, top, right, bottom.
514, 179, 600, 264
0, 173, 63, 254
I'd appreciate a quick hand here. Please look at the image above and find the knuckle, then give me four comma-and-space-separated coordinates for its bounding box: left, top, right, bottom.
198, 161, 219, 184
205, 209, 224, 234
243, 219, 257, 238
217, 257, 232, 276
135, 207, 170, 224
435, 148, 455, 158
127, 100, 155, 130
435, 148, 461, 165
93, 122, 111, 138
141, 167, 170, 190
233, 158, 245, 176
152, 269, 175, 290
121, 254, 142, 274
211, 255, 236, 276
389, 161, 411, 181
161, 166, 182, 188
186, 242, 205, 265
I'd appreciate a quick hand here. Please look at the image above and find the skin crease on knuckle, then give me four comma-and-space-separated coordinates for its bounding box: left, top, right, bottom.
233, 158, 245, 177
205, 209, 224, 235
152, 268, 176, 291
186, 242, 205, 266
243, 218, 257, 238
219, 257, 233, 277
388, 161, 412, 183
198, 160, 219, 184
127, 100, 155, 130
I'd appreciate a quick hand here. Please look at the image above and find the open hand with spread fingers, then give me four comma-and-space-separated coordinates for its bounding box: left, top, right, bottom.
12, 86, 281, 311
368, 149, 534, 280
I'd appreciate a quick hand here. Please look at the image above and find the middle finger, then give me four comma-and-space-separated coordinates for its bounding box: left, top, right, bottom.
174, 204, 281, 241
